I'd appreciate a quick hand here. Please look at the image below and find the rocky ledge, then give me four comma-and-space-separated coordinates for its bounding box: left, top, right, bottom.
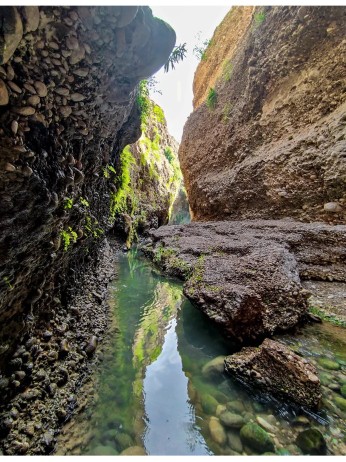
142, 219, 346, 343
224, 338, 321, 409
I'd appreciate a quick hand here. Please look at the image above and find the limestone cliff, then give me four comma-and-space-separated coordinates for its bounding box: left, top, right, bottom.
111, 83, 181, 245
180, 6, 346, 224
0, 6, 175, 368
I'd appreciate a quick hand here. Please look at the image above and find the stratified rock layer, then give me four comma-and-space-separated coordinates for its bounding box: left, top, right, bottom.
144, 220, 346, 342
224, 338, 322, 408
180, 6, 346, 224
0, 6, 175, 368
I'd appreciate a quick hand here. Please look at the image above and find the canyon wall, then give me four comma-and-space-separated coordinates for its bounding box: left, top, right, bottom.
180, 6, 346, 224
0, 6, 175, 368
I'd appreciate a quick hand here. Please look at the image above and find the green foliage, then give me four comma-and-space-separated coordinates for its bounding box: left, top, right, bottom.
254, 11, 266, 25
153, 245, 176, 265
85, 215, 104, 238
60, 227, 78, 251
110, 145, 137, 219
206, 87, 217, 110
137, 80, 150, 129
2, 276, 13, 290
193, 38, 212, 61
309, 305, 346, 328
79, 197, 90, 207
64, 197, 73, 210
164, 147, 174, 163
164, 43, 187, 72
222, 60, 233, 82
153, 104, 165, 124
103, 164, 116, 179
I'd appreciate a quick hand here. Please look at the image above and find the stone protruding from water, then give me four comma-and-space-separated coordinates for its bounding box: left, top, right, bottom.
224, 338, 321, 409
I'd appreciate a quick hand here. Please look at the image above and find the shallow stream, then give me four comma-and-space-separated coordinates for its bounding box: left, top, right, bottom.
63, 249, 346, 455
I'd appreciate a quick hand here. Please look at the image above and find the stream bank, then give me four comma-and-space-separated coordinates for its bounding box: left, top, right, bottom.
0, 238, 120, 455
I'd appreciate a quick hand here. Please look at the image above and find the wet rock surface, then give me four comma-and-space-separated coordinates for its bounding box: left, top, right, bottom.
143, 219, 346, 342
0, 238, 119, 454
224, 338, 321, 408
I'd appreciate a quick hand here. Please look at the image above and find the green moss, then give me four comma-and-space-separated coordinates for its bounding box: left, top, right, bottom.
240, 423, 275, 453
79, 197, 90, 207
60, 227, 78, 251
64, 197, 73, 210
137, 80, 150, 129
309, 305, 346, 327
222, 60, 233, 82
254, 11, 266, 25
153, 104, 165, 124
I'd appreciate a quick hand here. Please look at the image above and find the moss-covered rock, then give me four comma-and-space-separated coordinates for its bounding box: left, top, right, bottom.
334, 395, 346, 412
209, 417, 227, 446
201, 393, 219, 415
90, 444, 119, 455
276, 448, 291, 455
295, 429, 327, 455
317, 357, 341, 371
219, 411, 245, 429
340, 384, 346, 398
239, 422, 275, 454
120, 446, 146, 455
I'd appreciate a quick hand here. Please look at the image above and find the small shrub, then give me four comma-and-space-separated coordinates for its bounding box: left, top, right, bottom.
206, 87, 217, 110
254, 11, 266, 25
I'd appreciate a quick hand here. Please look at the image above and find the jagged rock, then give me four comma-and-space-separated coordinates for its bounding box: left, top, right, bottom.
0, 79, 9, 105
224, 338, 321, 408
22, 6, 40, 33
146, 220, 346, 342
0, 7, 23, 65
179, 6, 346, 225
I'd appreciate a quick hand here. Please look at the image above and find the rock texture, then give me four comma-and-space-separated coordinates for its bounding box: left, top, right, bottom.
224, 338, 321, 408
180, 6, 346, 224
0, 6, 175, 379
143, 220, 346, 342
111, 92, 181, 246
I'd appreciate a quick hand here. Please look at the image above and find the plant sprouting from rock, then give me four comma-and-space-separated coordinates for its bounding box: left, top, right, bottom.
164, 43, 187, 72
206, 87, 217, 110
193, 34, 212, 61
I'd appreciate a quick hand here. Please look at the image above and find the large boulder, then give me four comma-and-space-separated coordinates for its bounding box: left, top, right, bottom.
224, 338, 321, 408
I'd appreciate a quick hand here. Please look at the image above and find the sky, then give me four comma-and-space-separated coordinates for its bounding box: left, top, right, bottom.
149, 6, 231, 142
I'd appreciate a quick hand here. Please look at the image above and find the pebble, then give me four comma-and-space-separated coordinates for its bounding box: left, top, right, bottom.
324, 202, 342, 213
34, 81, 48, 97
220, 411, 245, 429
66, 36, 79, 50
73, 68, 89, 77
13, 106, 36, 116
85, 336, 98, 356
0, 79, 9, 105
256, 416, 276, 433
60, 106, 72, 118
55, 87, 70, 96
27, 95, 40, 106
6, 65, 15, 80
7, 81, 22, 94
4, 162, 16, 172
24, 83, 36, 94
120, 446, 146, 456
70, 93, 85, 102
11, 120, 19, 134
22, 166, 33, 177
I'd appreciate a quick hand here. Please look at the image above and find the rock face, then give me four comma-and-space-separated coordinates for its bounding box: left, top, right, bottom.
143, 220, 346, 342
111, 87, 181, 246
224, 338, 322, 408
179, 6, 346, 224
0, 6, 175, 369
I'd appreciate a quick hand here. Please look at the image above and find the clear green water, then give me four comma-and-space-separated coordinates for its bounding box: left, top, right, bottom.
79, 249, 346, 456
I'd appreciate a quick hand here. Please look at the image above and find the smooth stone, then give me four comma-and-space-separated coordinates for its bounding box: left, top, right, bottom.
226, 400, 245, 414
201, 356, 226, 379
34, 81, 47, 97
256, 416, 276, 433
92, 445, 118, 455
295, 429, 327, 455
216, 404, 227, 417
240, 423, 275, 454
317, 358, 341, 370
200, 393, 219, 415
27, 95, 40, 106
227, 429, 243, 453
60, 106, 72, 117
7, 81, 22, 93
220, 411, 245, 429
209, 417, 227, 446
276, 448, 291, 455
115, 432, 133, 449
120, 446, 146, 455
55, 87, 70, 96
323, 202, 342, 213
66, 36, 79, 50
70, 92, 85, 102
13, 106, 35, 115
334, 395, 346, 412
293, 415, 310, 426
0, 79, 9, 105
